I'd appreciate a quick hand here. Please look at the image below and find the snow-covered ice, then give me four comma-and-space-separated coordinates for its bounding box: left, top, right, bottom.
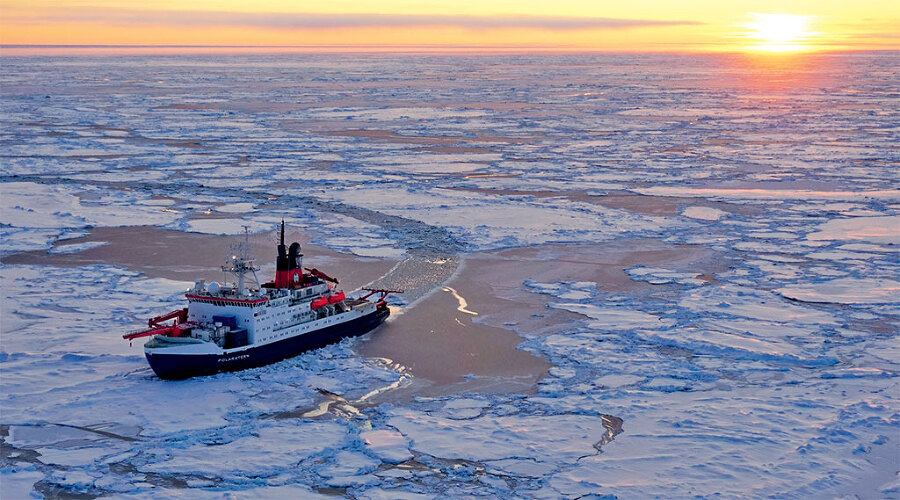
807, 215, 900, 245
681, 205, 728, 221
1, 51, 897, 498
47, 241, 110, 254
777, 277, 900, 304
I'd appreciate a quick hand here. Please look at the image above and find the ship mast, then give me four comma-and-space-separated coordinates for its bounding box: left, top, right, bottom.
222, 226, 260, 294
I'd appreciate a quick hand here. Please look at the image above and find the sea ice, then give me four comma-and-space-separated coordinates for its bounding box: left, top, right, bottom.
679, 284, 837, 325
640, 329, 825, 365
141, 421, 348, 477
0, 182, 181, 230
317, 450, 380, 480
633, 186, 900, 202
806, 215, 900, 245
626, 266, 707, 286
0, 467, 44, 500
0, 227, 64, 255
593, 374, 645, 388
681, 206, 727, 221
360, 429, 413, 464
47, 241, 110, 254
34, 446, 113, 467
549, 303, 676, 330
216, 202, 256, 213
525, 280, 597, 300
387, 410, 612, 463
356, 489, 434, 500
2, 51, 897, 498
178, 218, 275, 235
776, 278, 900, 304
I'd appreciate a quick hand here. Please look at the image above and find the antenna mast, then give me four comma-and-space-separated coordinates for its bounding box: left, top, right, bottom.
223, 226, 260, 293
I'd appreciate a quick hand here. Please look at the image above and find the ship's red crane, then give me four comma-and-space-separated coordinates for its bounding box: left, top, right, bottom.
123, 308, 191, 344
147, 308, 188, 328
360, 288, 403, 308
305, 268, 339, 284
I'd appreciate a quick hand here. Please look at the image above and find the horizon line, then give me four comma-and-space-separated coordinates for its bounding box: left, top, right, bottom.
2, 44, 897, 53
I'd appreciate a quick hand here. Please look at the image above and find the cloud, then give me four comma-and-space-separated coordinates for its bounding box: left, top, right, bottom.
14, 9, 702, 31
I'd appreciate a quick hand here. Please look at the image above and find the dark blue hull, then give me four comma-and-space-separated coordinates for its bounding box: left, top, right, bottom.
145, 308, 389, 380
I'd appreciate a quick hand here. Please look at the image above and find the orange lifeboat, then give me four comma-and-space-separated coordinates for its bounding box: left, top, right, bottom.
328, 291, 345, 304
310, 297, 328, 309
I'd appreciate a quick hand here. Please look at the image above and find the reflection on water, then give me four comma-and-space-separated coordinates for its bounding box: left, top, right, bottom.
727, 51, 844, 90
442, 286, 478, 316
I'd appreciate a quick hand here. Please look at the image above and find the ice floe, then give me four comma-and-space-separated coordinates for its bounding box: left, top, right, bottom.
550, 302, 676, 330
681, 206, 728, 221
626, 266, 707, 286
360, 429, 413, 464
777, 278, 900, 305
47, 241, 110, 254
807, 215, 900, 245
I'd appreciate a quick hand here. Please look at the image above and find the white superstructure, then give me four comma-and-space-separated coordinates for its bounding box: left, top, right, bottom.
124, 222, 398, 379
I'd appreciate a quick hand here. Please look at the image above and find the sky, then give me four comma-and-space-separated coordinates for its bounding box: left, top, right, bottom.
1, 0, 897, 52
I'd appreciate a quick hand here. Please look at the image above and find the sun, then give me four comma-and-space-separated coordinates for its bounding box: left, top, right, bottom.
744, 13, 815, 52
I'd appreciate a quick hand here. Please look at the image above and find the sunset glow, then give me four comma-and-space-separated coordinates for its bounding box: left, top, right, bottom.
0, 1, 897, 53
744, 13, 816, 52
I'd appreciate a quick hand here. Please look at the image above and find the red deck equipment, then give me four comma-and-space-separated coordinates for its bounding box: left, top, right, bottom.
123, 308, 192, 343
360, 288, 402, 309
305, 268, 338, 284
